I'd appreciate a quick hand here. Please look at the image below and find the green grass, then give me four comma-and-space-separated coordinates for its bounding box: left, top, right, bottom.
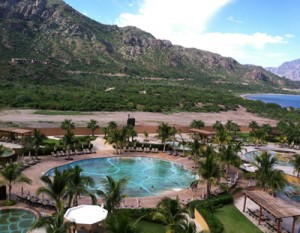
214, 204, 262, 233
33, 110, 91, 115
135, 220, 165, 233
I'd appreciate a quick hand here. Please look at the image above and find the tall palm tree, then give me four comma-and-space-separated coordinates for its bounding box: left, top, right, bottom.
292, 154, 300, 178
87, 119, 99, 137
197, 146, 222, 198
190, 139, 201, 167
156, 123, 175, 152
213, 128, 232, 146
268, 169, 288, 196
213, 121, 224, 132
225, 120, 240, 138
105, 128, 122, 154
250, 128, 268, 148
107, 121, 118, 131
37, 169, 70, 211
31, 210, 74, 233
125, 125, 137, 143
253, 151, 287, 193
66, 165, 96, 207
97, 176, 128, 213
249, 121, 259, 132
190, 120, 205, 129
151, 197, 188, 231
218, 144, 242, 176
0, 162, 32, 200
60, 119, 75, 133
32, 129, 46, 161
62, 130, 74, 159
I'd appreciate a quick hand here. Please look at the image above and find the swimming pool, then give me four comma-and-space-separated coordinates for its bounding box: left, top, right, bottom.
0, 208, 37, 233
277, 184, 300, 203
45, 157, 196, 197
244, 150, 294, 167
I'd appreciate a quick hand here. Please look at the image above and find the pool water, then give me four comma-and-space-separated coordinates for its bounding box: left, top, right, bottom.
0, 208, 36, 233
244, 150, 294, 167
1, 148, 14, 157
277, 184, 300, 203
45, 157, 196, 197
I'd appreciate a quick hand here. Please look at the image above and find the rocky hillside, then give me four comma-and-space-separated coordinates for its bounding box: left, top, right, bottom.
0, 0, 295, 88
266, 59, 300, 81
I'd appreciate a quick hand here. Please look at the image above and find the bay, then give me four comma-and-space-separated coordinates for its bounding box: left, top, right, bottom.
245, 94, 300, 108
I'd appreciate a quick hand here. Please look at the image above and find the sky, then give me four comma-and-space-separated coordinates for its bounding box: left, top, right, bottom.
63, 0, 300, 67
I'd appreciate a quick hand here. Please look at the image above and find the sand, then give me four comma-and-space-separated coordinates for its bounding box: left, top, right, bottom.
0, 107, 277, 128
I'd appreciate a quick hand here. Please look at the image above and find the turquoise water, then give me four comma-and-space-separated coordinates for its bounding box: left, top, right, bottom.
0, 209, 36, 233
245, 94, 300, 108
277, 184, 300, 203
45, 157, 196, 197
1, 148, 14, 157
244, 150, 293, 167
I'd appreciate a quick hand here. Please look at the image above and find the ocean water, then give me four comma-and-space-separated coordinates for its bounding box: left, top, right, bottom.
245, 94, 300, 108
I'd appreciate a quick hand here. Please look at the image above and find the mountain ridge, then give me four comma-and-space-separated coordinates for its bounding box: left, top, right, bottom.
265, 59, 300, 81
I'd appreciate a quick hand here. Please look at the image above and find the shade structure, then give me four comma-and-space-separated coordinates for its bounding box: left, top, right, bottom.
64, 205, 108, 225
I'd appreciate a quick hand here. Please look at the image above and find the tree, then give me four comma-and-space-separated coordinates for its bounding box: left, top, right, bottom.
197, 146, 222, 198
66, 165, 96, 207
97, 176, 128, 213
250, 128, 268, 148
107, 121, 118, 131
156, 123, 175, 152
62, 130, 74, 159
0, 162, 32, 200
225, 120, 240, 138
105, 212, 139, 233
213, 121, 224, 132
190, 120, 205, 129
32, 129, 46, 161
218, 144, 242, 176
143, 131, 149, 142
60, 119, 75, 133
37, 169, 70, 211
249, 121, 259, 132
125, 125, 137, 143
151, 197, 189, 232
105, 128, 122, 154
87, 119, 99, 137
213, 128, 232, 146
190, 139, 201, 167
292, 154, 300, 178
254, 151, 287, 194
31, 210, 74, 233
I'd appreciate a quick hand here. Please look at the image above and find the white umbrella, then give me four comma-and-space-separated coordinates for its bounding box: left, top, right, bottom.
64, 205, 108, 225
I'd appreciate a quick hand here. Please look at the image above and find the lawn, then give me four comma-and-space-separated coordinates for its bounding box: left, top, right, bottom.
214, 204, 262, 233
135, 220, 165, 233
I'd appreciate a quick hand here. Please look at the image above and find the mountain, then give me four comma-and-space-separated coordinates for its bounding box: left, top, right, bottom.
265, 59, 300, 81
0, 0, 297, 113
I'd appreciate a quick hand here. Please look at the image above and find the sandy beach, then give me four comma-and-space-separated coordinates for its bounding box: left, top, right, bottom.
0, 107, 277, 128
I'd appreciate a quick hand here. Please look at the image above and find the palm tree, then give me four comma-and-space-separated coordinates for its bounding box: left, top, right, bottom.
125, 125, 137, 143
250, 128, 268, 148
0, 162, 32, 200
31, 210, 75, 233
197, 146, 222, 198
108, 121, 118, 131
175, 219, 198, 233
62, 130, 74, 159
32, 129, 46, 161
190, 120, 205, 129
151, 197, 188, 231
87, 119, 99, 137
156, 123, 175, 152
218, 144, 242, 176
97, 176, 128, 213
268, 169, 288, 196
66, 165, 96, 207
225, 120, 240, 138
143, 131, 149, 142
213, 128, 232, 146
249, 121, 259, 132
105, 212, 139, 233
60, 119, 75, 133
213, 121, 224, 132
292, 154, 300, 178
253, 151, 287, 193
190, 139, 201, 167
105, 128, 122, 154
37, 169, 70, 211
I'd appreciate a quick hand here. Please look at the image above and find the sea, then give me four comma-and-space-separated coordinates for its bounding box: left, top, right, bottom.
245, 94, 300, 108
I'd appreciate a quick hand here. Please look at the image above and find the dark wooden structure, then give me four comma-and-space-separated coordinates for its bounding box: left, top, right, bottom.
243, 190, 300, 233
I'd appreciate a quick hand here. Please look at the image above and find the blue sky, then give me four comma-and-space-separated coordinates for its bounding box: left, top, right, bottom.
64, 0, 299, 67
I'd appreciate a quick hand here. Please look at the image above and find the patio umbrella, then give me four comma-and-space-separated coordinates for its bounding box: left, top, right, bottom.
64, 205, 108, 229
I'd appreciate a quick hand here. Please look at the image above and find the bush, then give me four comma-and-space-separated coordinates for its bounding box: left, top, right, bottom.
2, 199, 17, 206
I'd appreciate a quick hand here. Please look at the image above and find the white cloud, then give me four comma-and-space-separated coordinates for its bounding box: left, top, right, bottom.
116, 0, 290, 66
227, 16, 243, 24
284, 34, 294, 38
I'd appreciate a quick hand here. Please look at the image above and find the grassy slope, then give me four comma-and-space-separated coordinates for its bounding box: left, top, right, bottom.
214, 204, 262, 233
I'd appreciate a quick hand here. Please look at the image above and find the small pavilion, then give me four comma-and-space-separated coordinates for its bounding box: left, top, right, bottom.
189, 128, 215, 141
243, 190, 300, 233
0, 128, 32, 142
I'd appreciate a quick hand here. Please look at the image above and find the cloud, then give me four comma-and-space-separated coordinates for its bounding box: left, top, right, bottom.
116, 0, 290, 66
284, 34, 294, 38
227, 16, 243, 24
